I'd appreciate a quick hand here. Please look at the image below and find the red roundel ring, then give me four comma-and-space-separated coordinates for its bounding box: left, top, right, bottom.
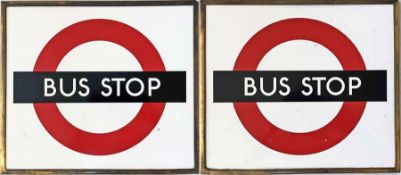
33, 19, 166, 155
233, 18, 367, 155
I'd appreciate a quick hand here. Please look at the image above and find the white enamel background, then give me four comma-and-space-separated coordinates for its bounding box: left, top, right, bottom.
206, 5, 396, 169
6, 6, 194, 169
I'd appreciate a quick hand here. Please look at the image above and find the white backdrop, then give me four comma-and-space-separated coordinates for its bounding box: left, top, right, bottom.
6, 6, 195, 169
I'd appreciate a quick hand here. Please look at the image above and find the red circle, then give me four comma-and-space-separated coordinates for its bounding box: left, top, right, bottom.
233, 18, 366, 155
33, 19, 166, 155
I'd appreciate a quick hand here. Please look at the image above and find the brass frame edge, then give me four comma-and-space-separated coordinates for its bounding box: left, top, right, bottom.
0, 1, 6, 174
394, 0, 400, 172
193, 0, 200, 173
203, 0, 395, 5
199, 0, 206, 174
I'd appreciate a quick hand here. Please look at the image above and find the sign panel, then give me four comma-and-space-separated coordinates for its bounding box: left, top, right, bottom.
204, 1, 399, 173
2, 1, 197, 173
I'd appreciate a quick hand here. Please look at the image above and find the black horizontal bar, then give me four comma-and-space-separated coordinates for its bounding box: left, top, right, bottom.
214, 70, 387, 102
14, 71, 186, 103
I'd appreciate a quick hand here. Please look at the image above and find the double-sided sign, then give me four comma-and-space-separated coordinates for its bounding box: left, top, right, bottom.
2, 0, 399, 174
